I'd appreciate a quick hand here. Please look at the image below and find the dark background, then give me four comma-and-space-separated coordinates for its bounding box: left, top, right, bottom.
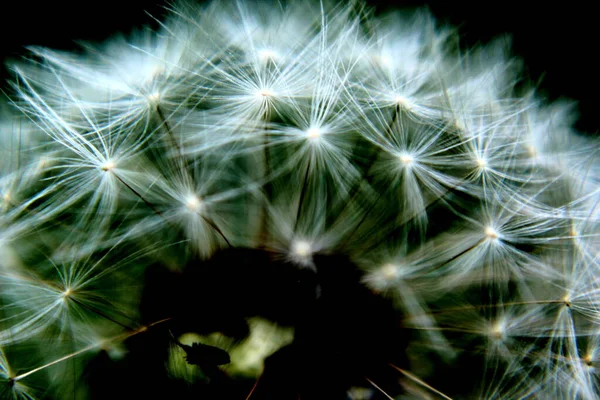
0, 1, 597, 133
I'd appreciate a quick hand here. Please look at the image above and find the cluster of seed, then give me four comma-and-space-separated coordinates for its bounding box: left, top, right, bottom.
0, 1, 599, 398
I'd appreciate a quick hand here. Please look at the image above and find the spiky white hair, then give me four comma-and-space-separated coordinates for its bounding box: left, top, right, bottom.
1, 1, 599, 399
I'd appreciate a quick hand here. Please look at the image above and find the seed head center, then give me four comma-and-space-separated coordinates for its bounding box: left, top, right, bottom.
484, 226, 499, 240
292, 240, 312, 258
101, 160, 116, 172
399, 153, 414, 165
306, 127, 322, 140
185, 195, 204, 213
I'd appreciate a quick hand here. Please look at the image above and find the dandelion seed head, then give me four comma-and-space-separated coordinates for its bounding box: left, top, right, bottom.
291, 239, 312, 258
372, 54, 393, 68
184, 195, 204, 213
256, 87, 276, 98
363, 262, 410, 292
489, 319, 506, 341
484, 226, 499, 240
570, 225, 579, 237
100, 159, 116, 172
147, 91, 161, 104
476, 157, 487, 169
257, 49, 279, 63
1, 1, 598, 398
398, 152, 415, 166
38, 156, 49, 169
381, 263, 400, 281
306, 127, 322, 141
563, 294, 572, 308
454, 119, 466, 132
61, 288, 73, 300
394, 95, 413, 110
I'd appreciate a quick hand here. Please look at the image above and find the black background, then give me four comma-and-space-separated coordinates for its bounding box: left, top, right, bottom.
0, 0, 597, 132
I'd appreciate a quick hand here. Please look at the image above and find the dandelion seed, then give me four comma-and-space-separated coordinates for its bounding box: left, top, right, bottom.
476, 157, 487, 169
61, 288, 73, 300
257, 88, 276, 98
147, 91, 161, 104
184, 195, 204, 213
489, 320, 506, 341
394, 95, 413, 110
484, 226, 499, 240
305, 127, 322, 141
381, 263, 399, 281
291, 239, 313, 260
398, 152, 415, 166
257, 49, 279, 63
100, 159, 116, 172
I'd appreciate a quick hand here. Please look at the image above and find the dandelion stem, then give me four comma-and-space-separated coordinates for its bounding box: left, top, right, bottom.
111, 172, 171, 226
341, 104, 401, 207
294, 158, 312, 233
339, 186, 385, 249
113, 171, 232, 247
69, 297, 138, 331
157, 105, 232, 247
199, 214, 232, 247
414, 237, 486, 278
5, 195, 89, 237
389, 364, 454, 400
337, 105, 402, 246
155, 104, 184, 160
363, 178, 466, 254
12, 318, 172, 382
364, 377, 395, 400
404, 299, 571, 320
245, 375, 261, 400
258, 124, 272, 247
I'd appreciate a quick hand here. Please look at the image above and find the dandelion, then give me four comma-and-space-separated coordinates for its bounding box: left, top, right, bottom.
0, 0, 599, 399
